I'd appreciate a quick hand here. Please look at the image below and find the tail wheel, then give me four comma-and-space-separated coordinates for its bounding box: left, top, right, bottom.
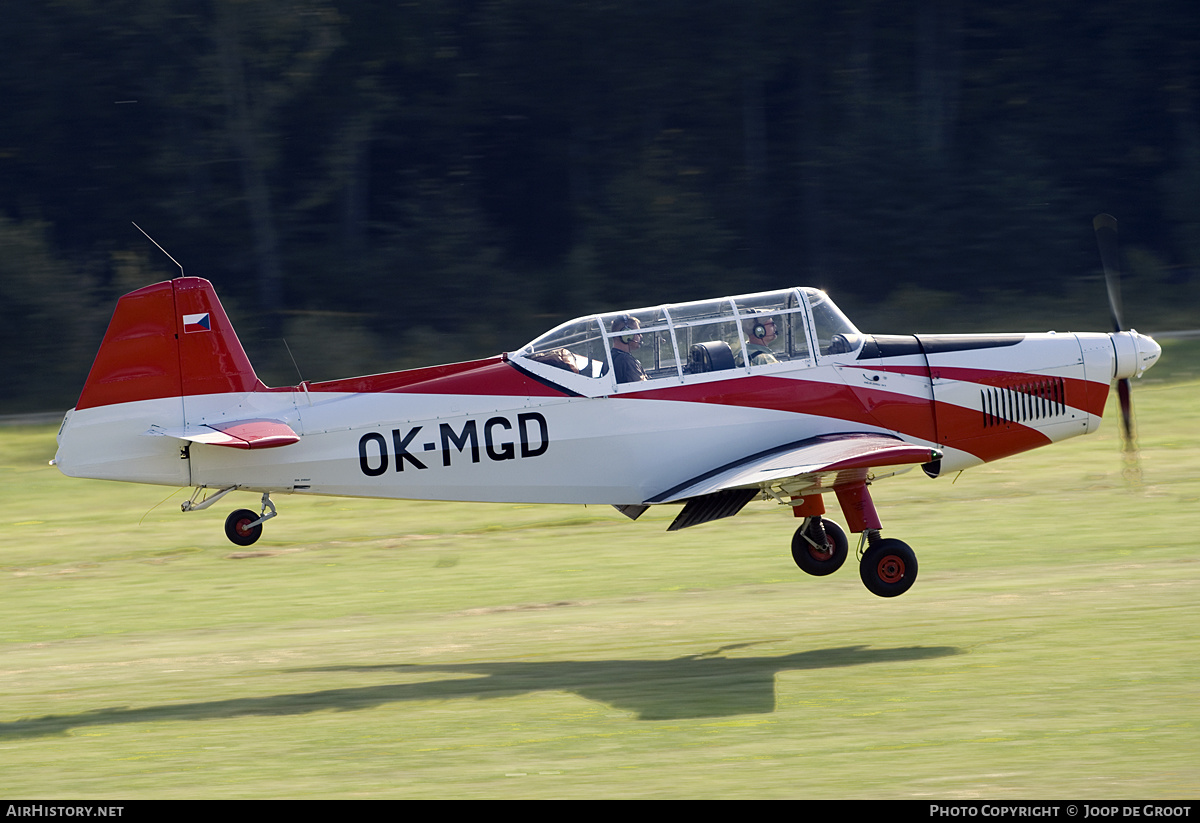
791, 518, 849, 576
859, 539, 918, 597
225, 508, 263, 546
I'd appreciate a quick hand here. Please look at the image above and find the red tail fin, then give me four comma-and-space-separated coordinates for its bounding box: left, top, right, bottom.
76, 277, 264, 410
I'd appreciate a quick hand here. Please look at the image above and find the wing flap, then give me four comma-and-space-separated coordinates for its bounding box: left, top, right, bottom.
650, 433, 941, 507
667, 488, 759, 531
146, 419, 300, 450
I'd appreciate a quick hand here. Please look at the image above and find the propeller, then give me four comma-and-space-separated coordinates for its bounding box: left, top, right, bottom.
1092, 214, 1140, 484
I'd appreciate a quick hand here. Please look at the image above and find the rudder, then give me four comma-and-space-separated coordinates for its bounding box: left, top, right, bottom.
76, 277, 263, 410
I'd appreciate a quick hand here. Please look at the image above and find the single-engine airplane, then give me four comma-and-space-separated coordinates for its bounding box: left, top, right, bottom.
53, 216, 1160, 597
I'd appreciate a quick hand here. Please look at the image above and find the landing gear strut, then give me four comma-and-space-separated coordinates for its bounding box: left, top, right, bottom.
182, 487, 278, 546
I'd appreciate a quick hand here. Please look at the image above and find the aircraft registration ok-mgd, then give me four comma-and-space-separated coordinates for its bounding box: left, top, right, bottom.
53, 216, 1161, 597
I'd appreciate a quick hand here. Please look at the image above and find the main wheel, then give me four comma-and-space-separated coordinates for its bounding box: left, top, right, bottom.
225, 508, 263, 546
859, 539, 917, 597
791, 518, 849, 576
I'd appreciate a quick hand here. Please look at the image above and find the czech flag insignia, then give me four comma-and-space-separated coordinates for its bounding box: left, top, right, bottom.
183, 313, 211, 333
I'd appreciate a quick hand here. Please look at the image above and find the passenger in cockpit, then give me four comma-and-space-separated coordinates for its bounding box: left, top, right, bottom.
609, 315, 648, 383
741, 313, 779, 366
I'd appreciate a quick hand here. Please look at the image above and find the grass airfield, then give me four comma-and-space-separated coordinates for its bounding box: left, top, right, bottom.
1, 349, 1197, 798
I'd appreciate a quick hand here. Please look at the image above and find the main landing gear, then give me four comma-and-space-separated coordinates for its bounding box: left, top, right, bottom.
789, 483, 918, 597
792, 518, 918, 597
182, 487, 277, 546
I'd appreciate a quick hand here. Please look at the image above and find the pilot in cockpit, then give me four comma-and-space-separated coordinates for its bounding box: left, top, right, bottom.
608, 315, 648, 383
741, 312, 780, 366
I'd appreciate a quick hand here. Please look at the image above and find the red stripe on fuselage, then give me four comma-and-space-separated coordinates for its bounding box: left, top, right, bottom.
293, 356, 569, 397
930, 401, 1052, 462
618, 374, 1056, 464
279, 356, 1084, 467
619, 375, 933, 436
859, 364, 1108, 417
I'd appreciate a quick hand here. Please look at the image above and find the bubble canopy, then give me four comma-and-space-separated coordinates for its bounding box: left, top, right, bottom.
510, 287, 862, 393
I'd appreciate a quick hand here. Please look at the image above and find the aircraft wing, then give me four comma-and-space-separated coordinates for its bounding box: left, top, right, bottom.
646, 433, 941, 531
146, 419, 301, 450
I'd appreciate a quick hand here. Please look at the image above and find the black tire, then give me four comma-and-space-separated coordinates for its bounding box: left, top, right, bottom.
791, 518, 849, 576
859, 538, 917, 597
225, 508, 263, 546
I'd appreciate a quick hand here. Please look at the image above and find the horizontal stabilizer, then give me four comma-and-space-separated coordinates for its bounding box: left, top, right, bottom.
147, 419, 300, 450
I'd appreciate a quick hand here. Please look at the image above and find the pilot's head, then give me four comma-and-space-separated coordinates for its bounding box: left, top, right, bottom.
611, 315, 642, 350
744, 313, 777, 345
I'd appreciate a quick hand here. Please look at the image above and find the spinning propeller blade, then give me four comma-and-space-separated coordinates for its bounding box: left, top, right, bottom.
1092, 214, 1140, 483
1093, 213, 1124, 333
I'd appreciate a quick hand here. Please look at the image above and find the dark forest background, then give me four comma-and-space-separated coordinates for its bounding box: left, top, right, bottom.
3, 0, 1199, 412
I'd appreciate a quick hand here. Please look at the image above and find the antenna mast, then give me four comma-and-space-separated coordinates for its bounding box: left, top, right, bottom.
132, 222, 184, 278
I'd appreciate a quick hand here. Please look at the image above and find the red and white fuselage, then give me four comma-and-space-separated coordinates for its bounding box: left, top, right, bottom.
55, 278, 1161, 532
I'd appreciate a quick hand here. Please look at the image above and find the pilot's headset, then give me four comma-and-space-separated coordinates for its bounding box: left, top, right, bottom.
744, 310, 769, 340
611, 314, 640, 344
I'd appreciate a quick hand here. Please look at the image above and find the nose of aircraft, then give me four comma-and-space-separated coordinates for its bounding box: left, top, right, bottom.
1111, 330, 1161, 380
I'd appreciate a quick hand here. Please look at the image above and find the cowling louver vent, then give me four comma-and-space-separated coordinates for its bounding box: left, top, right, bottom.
981, 377, 1066, 427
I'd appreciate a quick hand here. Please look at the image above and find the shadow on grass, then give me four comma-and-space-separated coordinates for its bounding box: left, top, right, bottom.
2, 643, 959, 737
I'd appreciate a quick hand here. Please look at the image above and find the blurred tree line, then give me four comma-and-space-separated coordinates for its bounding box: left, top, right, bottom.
2, 0, 1199, 412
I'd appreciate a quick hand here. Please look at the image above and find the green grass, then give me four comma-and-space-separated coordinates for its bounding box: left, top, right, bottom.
1, 373, 1198, 798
